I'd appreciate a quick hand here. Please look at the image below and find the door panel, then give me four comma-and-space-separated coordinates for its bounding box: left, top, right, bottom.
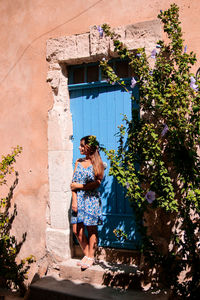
69, 81, 140, 249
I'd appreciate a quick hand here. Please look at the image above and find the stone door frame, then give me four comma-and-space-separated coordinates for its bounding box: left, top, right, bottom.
46, 20, 161, 261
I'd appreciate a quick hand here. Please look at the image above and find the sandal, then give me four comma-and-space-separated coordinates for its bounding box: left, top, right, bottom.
81, 257, 94, 270
77, 255, 88, 266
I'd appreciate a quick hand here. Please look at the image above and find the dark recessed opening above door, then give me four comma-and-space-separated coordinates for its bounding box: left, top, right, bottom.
68, 59, 133, 85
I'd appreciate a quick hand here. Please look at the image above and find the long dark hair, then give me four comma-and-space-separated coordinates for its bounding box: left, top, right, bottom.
81, 135, 104, 181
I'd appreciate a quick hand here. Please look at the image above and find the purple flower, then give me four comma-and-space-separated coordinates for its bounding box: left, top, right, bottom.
130, 77, 137, 89
151, 49, 157, 59
103, 162, 107, 169
161, 124, 169, 137
145, 191, 156, 204
191, 84, 199, 92
136, 53, 142, 57
156, 44, 161, 48
148, 160, 154, 166
160, 10, 163, 13
184, 45, 187, 53
126, 182, 130, 189
97, 26, 103, 37
149, 70, 153, 76
190, 76, 199, 92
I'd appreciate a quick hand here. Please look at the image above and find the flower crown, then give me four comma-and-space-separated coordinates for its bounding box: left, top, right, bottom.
88, 135, 99, 148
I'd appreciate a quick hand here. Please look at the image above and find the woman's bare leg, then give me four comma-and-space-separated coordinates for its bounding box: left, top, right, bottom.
72, 222, 89, 257
87, 225, 98, 259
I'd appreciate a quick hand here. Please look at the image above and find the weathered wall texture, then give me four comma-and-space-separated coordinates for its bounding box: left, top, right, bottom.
0, 0, 199, 282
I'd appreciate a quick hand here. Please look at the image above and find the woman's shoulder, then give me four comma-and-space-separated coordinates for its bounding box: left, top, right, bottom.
77, 158, 85, 162
73, 159, 82, 171
74, 158, 85, 167
75, 158, 84, 165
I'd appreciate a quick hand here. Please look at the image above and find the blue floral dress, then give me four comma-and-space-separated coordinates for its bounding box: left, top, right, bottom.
71, 162, 103, 226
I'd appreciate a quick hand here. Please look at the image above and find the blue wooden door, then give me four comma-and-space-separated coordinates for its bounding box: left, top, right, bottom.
69, 80, 140, 249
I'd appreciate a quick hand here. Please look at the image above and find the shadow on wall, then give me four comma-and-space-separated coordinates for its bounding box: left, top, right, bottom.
0, 171, 30, 296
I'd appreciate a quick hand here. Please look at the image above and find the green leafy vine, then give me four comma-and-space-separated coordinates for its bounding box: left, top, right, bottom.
98, 4, 200, 299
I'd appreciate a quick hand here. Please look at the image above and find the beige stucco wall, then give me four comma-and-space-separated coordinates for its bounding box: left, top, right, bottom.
0, 0, 199, 282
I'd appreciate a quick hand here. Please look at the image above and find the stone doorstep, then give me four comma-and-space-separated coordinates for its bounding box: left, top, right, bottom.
28, 276, 169, 300
74, 246, 141, 265
59, 258, 141, 288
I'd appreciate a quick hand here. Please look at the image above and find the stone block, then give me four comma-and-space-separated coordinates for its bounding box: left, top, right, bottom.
90, 25, 110, 57
46, 228, 71, 259
60, 259, 141, 289
56, 33, 90, 62
125, 20, 161, 40
108, 26, 126, 57
47, 36, 76, 63
57, 36, 76, 62
47, 69, 60, 94
125, 20, 161, 52
48, 110, 73, 152
109, 20, 161, 55
60, 259, 105, 285
48, 151, 73, 192
46, 38, 62, 62
48, 62, 61, 71
49, 191, 71, 229
76, 33, 90, 59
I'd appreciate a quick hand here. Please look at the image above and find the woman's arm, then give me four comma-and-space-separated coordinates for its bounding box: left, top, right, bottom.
70, 179, 101, 191
72, 160, 79, 177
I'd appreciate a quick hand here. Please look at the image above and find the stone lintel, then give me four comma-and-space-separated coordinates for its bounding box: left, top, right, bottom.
46, 19, 161, 65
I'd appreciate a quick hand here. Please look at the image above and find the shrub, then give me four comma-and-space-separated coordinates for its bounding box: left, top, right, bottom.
0, 146, 35, 295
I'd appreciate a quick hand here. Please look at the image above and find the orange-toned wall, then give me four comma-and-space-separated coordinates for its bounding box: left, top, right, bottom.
0, 0, 199, 279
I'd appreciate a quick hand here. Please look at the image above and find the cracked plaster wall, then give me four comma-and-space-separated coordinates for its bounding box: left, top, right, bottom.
46, 20, 161, 261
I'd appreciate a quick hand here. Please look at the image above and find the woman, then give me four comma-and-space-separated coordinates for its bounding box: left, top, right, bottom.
70, 135, 104, 269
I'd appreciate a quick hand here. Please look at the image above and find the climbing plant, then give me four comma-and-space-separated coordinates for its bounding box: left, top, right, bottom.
0, 146, 35, 295
99, 4, 200, 299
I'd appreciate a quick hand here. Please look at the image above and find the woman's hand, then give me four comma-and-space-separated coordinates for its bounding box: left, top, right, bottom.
70, 182, 83, 191
71, 179, 101, 191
